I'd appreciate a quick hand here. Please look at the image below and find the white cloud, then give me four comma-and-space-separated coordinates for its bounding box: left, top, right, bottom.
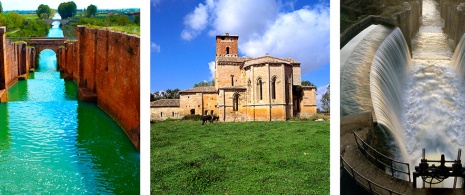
208, 61, 215, 81
182, 0, 329, 75
240, 5, 330, 74
181, 3, 210, 40
152, 0, 161, 7
151, 42, 161, 53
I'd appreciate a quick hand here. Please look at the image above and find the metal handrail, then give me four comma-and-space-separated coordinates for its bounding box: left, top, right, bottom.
341, 156, 402, 195
353, 131, 411, 182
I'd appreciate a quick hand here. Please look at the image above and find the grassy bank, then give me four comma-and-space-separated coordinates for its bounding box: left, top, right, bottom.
151, 120, 330, 194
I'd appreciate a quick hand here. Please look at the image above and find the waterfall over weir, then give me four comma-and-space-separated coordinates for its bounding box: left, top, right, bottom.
342, 0, 465, 187
341, 25, 412, 171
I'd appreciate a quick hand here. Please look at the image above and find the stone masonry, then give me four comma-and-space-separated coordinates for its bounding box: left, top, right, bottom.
152, 33, 317, 122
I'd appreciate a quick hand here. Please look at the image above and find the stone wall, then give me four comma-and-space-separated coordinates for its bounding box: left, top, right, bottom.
299, 86, 317, 118
180, 92, 218, 116
340, 1, 422, 52
151, 107, 183, 121
439, 0, 465, 48
59, 26, 140, 150
0, 27, 35, 101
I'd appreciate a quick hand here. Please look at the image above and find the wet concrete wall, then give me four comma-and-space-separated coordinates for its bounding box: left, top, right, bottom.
439, 0, 465, 48
59, 26, 140, 150
341, 1, 422, 52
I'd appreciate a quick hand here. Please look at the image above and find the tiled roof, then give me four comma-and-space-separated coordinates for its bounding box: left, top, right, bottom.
302, 86, 317, 89
244, 55, 299, 67
151, 99, 180, 107
216, 56, 248, 63
219, 85, 247, 90
180, 86, 217, 93
283, 58, 300, 64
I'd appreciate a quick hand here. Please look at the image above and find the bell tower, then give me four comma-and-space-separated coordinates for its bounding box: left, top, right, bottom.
216, 33, 238, 56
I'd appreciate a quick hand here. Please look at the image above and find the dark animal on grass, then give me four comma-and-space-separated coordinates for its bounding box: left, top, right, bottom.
211, 116, 219, 123
202, 115, 212, 125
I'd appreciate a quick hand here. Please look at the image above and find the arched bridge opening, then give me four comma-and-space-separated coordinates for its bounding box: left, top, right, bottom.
27, 38, 66, 54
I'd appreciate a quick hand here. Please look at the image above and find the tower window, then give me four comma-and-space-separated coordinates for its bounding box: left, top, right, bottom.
160, 112, 163, 117
226, 47, 230, 54
257, 78, 263, 100
271, 77, 276, 100
231, 75, 234, 86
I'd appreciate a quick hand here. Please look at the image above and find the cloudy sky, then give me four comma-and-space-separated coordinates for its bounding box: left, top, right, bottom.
1, 0, 139, 10
151, 0, 330, 108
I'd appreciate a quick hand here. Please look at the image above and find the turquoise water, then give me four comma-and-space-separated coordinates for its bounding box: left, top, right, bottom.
0, 16, 139, 194
47, 13, 63, 38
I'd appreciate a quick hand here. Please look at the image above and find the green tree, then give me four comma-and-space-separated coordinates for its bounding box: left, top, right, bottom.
151, 89, 180, 101
36, 4, 51, 19
40, 13, 48, 19
0, 2, 3, 14
58, 1, 77, 19
321, 84, 330, 113
86, 4, 97, 18
115, 15, 129, 26
134, 15, 140, 25
301, 80, 316, 91
194, 80, 214, 87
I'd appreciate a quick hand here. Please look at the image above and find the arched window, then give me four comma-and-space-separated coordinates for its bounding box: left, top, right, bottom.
233, 93, 239, 111
226, 47, 230, 54
257, 78, 263, 100
271, 76, 277, 100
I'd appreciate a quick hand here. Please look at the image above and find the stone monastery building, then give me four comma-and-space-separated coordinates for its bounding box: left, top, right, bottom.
151, 33, 317, 122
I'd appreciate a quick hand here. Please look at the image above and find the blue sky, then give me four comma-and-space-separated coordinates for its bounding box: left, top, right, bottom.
151, 0, 330, 107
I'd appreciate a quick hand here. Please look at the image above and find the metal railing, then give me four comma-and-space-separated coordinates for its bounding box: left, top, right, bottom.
341, 156, 402, 195
353, 131, 411, 182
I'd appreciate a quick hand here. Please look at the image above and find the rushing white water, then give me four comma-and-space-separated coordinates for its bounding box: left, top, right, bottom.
370, 27, 412, 165
403, 0, 465, 187
342, 0, 465, 186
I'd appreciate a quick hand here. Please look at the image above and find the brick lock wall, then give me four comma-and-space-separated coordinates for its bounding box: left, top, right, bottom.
0, 27, 37, 101
5, 41, 18, 88
61, 26, 140, 150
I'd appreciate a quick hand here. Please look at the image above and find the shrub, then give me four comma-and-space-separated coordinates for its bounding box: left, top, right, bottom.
182, 114, 203, 121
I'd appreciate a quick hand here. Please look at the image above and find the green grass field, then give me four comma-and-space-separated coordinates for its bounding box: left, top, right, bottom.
22, 14, 38, 20
151, 120, 330, 194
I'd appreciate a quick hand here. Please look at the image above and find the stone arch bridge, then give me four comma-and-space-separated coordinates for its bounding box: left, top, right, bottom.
26, 38, 66, 54
43, 19, 70, 25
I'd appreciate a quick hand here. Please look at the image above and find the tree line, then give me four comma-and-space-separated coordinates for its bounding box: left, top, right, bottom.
35, 2, 98, 19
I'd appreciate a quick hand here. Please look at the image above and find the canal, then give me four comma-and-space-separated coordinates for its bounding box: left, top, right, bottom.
0, 13, 140, 193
